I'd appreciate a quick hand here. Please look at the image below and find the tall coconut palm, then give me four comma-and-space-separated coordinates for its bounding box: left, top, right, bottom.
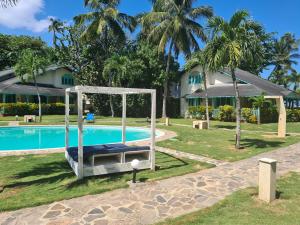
140, 0, 213, 118
268, 33, 300, 84
185, 51, 210, 128
204, 10, 264, 149
74, 0, 136, 44
75, 0, 136, 116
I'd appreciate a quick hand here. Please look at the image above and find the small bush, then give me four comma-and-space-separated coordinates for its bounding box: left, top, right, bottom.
287, 109, 300, 122
0, 103, 75, 116
241, 108, 252, 122
249, 114, 257, 123
218, 105, 235, 122
188, 105, 212, 119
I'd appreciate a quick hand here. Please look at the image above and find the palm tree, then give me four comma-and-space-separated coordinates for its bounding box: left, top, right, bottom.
48, 18, 64, 47
140, 0, 213, 118
204, 10, 264, 149
103, 55, 128, 117
288, 70, 300, 107
268, 33, 300, 84
185, 51, 210, 128
0, 0, 17, 7
14, 50, 49, 122
74, 0, 136, 45
250, 93, 271, 125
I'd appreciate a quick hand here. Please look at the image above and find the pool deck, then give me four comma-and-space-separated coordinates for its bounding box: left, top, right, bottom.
0, 127, 176, 156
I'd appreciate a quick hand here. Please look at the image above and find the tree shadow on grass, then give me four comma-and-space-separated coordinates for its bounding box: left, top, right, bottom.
214, 125, 235, 130
241, 138, 284, 149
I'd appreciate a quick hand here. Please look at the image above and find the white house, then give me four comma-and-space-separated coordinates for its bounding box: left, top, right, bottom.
180, 65, 299, 117
0, 65, 75, 104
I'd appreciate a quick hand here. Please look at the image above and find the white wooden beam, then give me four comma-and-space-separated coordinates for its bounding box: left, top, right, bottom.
150, 91, 156, 170
65, 90, 70, 151
68, 86, 155, 95
122, 94, 126, 144
77, 90, 84, 179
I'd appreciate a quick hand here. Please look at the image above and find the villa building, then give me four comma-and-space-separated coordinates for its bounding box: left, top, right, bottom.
180, 66, 299, 117
0, 65, 75, 104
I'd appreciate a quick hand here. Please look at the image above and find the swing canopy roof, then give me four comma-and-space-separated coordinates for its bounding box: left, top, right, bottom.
66, 86, 155, 95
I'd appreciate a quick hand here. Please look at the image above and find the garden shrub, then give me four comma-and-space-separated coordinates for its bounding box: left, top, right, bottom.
0, 103, 75, 116
241, 108, 252, 122
218, 105, 235, 122
188, 105, 212, 119
249, 114, 257, 123
261, 106, 278, 123
287, 109, 300, 122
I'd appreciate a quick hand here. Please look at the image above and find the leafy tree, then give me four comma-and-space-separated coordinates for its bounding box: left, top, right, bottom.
204, 10, 264, 149
48, 18, 65, 47
268, 33, 300, 84
185, 51, 210, 128
0, 34, 47, 70
250, 93, 271, 125
140, 0, 213, 118
14, 49, 50, 122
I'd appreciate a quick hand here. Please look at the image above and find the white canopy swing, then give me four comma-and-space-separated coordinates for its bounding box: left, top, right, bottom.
65, 86, 156, 179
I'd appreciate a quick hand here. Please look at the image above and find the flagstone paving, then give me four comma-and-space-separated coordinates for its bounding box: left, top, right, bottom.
1, 142, 300, 225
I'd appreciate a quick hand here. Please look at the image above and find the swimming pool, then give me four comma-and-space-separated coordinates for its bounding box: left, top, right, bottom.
0, 126, 156, 151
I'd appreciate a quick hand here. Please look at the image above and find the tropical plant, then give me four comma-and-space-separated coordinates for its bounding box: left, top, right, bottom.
185, 51, 210, 128
204, 10, 264, 149
48, 18, 65, 47
74, 0, 136, 46
140, 0, 213, 118
0, 0, 17, 7
250, 93, 271, 125
14, 49, 49, 122
268, 33, 300, 84
289, 70, 300, 91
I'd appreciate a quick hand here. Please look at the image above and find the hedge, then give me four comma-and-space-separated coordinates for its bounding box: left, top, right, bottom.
188, 105, 300, 123
0, 103, 75, 116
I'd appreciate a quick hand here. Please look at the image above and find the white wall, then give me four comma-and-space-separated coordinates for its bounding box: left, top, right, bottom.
36, 68, 74, 88
180, 65, 234, 116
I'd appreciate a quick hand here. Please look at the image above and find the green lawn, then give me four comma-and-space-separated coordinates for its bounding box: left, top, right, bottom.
0, 152, 212, 212
159, 172, 300, 225
157, 125, 300, 161
169, 118, 300, 134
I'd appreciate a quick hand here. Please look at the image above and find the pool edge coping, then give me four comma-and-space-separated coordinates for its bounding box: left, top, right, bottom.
0, 127, 176, 156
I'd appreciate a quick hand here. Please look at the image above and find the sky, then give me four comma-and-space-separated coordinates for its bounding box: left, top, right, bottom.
0, 0, 300, 77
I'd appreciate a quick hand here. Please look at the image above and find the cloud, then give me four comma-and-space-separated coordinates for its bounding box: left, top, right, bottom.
0, 0, 52, 33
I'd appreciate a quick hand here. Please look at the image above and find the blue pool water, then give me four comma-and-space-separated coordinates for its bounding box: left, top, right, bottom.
0, 126, 153, 151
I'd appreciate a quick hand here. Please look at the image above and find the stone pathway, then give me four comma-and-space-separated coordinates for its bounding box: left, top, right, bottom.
1, 142, 300, 225
156, 146, 227, 166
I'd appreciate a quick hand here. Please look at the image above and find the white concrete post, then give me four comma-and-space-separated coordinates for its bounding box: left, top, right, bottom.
150, 91, 156, 170
77, 91, 84, 179
122, 94, 126, 144
65, 91, 70, 151
276, 96, 286, 138
259, 158, 277, 203
165, 117, 170, 126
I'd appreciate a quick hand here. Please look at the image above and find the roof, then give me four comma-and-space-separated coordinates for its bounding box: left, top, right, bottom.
0, 64, 72, 83
0, 83, 65, 96
187, 84, 265, 98
67, 86, 156, 95
222, 68, 294, 97
185, 67, 299, 99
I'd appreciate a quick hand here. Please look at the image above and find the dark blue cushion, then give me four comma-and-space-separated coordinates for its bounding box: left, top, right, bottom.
67, 144, 150, 162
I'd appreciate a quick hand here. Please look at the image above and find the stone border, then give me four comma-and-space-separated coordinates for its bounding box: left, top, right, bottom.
0, 127, 176, 157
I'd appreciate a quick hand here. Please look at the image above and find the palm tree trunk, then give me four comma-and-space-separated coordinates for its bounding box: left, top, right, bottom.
257, 107, 261, 125
33, 74, 42, 122
203, 70, 210, 128
231, 68, 241, 149
162, 41, 174, 118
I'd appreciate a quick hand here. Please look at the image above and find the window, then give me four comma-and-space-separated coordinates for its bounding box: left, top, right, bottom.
188, 73, 202, 85
187, 98, 201, 106
61, 74, 74, 85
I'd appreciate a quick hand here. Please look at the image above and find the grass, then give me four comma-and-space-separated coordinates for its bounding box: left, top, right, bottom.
159, 172, 300, 225
157, 124, 300, 161
0, 152, 212, 212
